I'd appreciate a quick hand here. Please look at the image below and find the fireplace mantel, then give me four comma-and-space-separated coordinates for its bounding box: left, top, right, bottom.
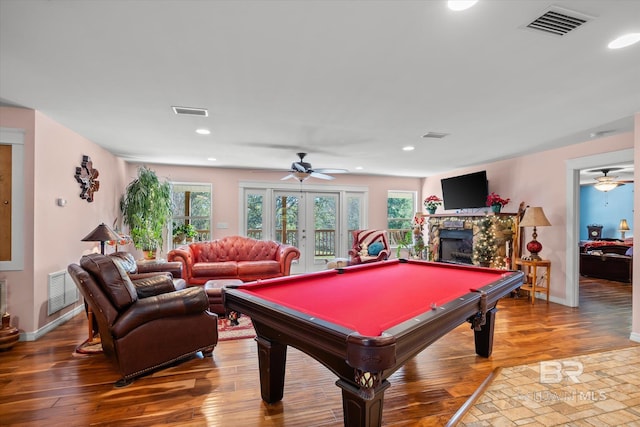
426, 213, 519, 269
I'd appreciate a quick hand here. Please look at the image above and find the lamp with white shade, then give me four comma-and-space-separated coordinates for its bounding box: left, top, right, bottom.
519, 207, 552, 261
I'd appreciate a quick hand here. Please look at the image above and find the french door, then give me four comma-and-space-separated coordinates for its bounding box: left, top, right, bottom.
242, 184, 366, 275
273, 191, 339, 273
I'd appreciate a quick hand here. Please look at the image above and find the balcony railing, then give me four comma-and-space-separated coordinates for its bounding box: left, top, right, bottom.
247, 229, 337, 257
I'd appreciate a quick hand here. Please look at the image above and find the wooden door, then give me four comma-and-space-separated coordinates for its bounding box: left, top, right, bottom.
0, 144, 11, 261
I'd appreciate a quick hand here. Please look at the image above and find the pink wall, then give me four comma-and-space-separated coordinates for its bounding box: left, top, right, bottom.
0, 107, 126, 334
421, 131, 634, 307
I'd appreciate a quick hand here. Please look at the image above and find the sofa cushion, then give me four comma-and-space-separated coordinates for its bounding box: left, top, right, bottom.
80, 254, 138, 310
192, 261, 238, 278
237, 260, 281, 278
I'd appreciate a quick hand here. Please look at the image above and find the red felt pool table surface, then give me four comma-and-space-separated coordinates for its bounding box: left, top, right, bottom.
236, 259, 511, 336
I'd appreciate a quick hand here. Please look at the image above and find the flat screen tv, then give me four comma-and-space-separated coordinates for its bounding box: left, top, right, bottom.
441, 170, 489, 210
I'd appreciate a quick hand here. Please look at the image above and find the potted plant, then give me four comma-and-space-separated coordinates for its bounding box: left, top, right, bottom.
396, 230, 413, 259
424, 195, 443, 215
173, 222, 198, 245
120, 166, 173, 259
486, 192, 510, 213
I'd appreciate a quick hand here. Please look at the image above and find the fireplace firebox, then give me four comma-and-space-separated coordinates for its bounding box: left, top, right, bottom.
439, 229, 473, 264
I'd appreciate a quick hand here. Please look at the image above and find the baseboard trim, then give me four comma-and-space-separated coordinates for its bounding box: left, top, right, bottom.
19, 305, 84, 341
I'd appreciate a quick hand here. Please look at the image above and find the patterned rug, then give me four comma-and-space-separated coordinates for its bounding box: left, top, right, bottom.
217, 315, 255, 341
451, 346, 640, 426
73, 335, 103, 355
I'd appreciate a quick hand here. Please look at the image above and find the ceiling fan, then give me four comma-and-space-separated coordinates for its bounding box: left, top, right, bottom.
592, 168, 630, 192
281, 153, 348, 182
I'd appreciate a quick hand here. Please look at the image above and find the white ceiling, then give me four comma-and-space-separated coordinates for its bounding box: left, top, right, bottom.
1, 0, 639, 178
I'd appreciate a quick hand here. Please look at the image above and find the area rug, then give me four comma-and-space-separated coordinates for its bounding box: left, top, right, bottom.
217, 316, 255, 341
73, 335, 103, 355
449, 346, 640, 426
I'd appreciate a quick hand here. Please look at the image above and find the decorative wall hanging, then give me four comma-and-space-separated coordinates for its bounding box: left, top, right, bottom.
74, 155, 100, 202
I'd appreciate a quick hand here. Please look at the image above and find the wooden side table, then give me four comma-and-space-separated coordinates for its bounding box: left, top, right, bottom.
515, 258, 551, 305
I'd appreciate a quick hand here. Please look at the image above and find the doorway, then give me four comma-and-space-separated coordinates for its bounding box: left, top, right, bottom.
566, 148, 634, 307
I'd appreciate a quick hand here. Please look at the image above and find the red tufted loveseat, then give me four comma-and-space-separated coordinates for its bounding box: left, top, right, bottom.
167, 236, 300, 285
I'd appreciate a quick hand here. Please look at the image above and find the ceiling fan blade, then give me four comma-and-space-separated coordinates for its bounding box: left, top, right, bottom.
310, 171, 335, 180
314, 168, 348, 174
292, 162, 307, 172
281, 174, 296, 181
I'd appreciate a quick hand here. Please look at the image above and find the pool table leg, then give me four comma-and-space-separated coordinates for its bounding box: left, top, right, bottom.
256, 336, 287, 403
336, 378, 390, 427
474, 307, 497, 357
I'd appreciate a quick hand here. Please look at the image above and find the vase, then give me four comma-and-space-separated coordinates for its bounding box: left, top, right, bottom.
427, 207, 436, 215
491, 204, 501, 213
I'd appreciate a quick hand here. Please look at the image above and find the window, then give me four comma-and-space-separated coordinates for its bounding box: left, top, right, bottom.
387, 191, 416, 246
171, 183, 211, 248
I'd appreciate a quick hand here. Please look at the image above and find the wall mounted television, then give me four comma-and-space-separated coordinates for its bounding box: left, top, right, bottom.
441, 170, 489, 210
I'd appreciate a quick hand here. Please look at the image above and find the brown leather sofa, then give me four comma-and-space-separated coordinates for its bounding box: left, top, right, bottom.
167, 236, 300, 285
109, 251, 186, 290
68, 254, 218, 386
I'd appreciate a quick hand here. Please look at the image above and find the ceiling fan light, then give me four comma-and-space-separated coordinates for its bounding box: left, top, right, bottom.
293, 171, 309, 181
594, 181, 620, 192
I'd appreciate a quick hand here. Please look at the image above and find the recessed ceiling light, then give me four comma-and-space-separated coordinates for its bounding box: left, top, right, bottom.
448, 0, 478, 11
196, 129, 211, 135
207, 157, 216, 161
608, 33, 640, 49
355, 166, 364, 170
403, 146, 415, 151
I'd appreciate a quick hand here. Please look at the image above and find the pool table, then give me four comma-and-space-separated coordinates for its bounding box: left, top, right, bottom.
223, 259, 524, 427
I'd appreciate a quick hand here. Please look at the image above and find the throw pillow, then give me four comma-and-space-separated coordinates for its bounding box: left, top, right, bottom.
368, 241, 384, 256
360, 243, 369, 257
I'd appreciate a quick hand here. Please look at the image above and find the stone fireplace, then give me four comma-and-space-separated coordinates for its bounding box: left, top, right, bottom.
427, 213, 517, 269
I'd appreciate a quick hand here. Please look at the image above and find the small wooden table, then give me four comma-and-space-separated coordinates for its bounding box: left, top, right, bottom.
515, 258, 551, 305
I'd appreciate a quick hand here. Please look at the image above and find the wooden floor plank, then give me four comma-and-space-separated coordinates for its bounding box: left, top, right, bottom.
0, 276, 635, 426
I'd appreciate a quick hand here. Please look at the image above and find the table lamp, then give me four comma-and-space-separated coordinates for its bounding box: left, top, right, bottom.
81, 223, 120, 254
619, 219, 630, 240
519, 207, 551, 261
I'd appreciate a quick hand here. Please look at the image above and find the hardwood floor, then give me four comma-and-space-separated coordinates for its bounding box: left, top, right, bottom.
0, 277, 635, 426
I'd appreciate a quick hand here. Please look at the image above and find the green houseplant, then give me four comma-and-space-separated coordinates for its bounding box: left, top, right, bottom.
120, 166, 173, 258
173, 222, 198, 245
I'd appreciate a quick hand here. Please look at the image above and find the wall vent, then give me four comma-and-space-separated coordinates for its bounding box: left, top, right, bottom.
526, 7, 592, 36
48, 270, 78, 315
171, 106, 209, 117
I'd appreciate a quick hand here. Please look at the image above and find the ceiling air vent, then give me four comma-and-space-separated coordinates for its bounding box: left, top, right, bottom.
526, 7, 592, 36
422, 132, 449, 139
172, 106, 208, 117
